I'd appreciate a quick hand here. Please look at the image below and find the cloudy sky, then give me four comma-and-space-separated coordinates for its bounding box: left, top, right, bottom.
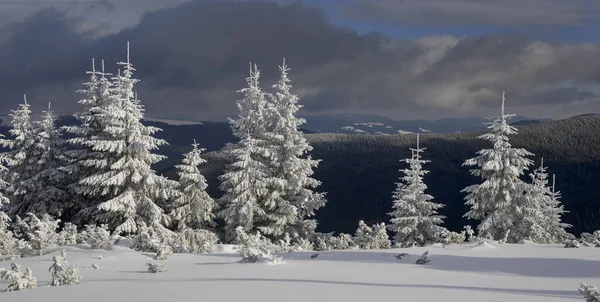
0, 0, 598, 121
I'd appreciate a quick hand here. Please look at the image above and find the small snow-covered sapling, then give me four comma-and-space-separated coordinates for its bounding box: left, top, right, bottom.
0, 262, 37, 291
579, 283, 600, 302
49, 249, 82, 286
147, 262, 166, 273
416, 251, 430, 265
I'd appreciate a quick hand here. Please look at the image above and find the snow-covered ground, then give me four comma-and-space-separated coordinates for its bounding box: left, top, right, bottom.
1, 241, 599, 302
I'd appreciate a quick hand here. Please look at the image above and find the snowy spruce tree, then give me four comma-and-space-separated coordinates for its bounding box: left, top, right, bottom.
0, 96, 36, 217
171, 140, 216, 230
264, 59, 326, 240
62, 58, 116, 223
8, 104, 70, 218
462, 92, 534, 242
218, 134, 269, 241
74, 43, 178, 234
388, 134, 446, 247
519, 159, 569, 243
219, 64, 274, 241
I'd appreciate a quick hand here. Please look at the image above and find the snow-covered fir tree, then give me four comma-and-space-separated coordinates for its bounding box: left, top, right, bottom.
388, 134, 446, 247
262, 59, 326, 240
7, 104, 70, 218
75, 43, 178, 234
462, 92, 534, 242
519, 159, 569, 243
0, 96, 36, 217
220, 63, 284, 241
0, 211, 19, 258
62, 58, 116, 223
218, 134, 269, 241
171, 140, 216, 230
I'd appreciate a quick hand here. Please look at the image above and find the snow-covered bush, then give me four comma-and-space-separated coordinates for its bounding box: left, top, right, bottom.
290, 238, 314, 252
57, 223, 78, 246
314, 237, 329, 251
128, 223, 174, 252
234, 227, 271, 263
49, 250, 81, 286
372, 223, 391, 249
14, 213, 59, 255
83, 224, 116, 250
147, 262, 166, 273
312, 232, 335, 251
354, 220, 374, 249
329, 233, 355, 250
0, 212, 20, 258
154, 244, 172, 260
441, 229, 466, 245
464, 225, 476, 243
0, 262, 37, 291
579, 283, 600, 302
269, 255, 283, 264
565, 239, 580, 248
171, 228, 218, 254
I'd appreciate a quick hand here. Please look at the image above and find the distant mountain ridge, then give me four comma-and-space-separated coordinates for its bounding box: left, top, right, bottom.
299, 113, 552, 135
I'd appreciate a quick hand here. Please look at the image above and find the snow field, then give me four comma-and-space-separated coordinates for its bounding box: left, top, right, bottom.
2, 242, 600, 302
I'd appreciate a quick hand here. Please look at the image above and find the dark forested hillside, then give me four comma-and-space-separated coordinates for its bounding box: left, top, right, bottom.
187, 116, 600, 236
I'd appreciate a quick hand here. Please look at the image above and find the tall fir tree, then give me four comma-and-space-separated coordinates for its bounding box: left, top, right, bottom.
63, 59, 116, 223
8, 103, 71, 218
388, 134, 446, 247
462, 91, 534, 242
171, 140, 216, 230
219, 64, 277, 241
76, 43, 178, 234
264, 59, 326, 240
519, 159, 570, 243
218, 134, 269, 242
0, 96, 37, 217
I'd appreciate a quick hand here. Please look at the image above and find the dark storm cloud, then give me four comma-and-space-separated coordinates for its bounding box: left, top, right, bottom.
0, 0, 599, 120
331, 0, 600, 26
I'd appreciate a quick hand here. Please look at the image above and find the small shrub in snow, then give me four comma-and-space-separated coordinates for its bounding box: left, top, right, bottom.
57, 223, 78, 246
314, 237, 329, 251
580, 283, 600, 302
565, 239, 580, 248
464, 225, 476, 243
329, 233, 355, 250
49, 250, 81, 286
84, 224, 116, 250
0, 212, 19, 258
146, 262, 166, 273
354, 220, 374, 249
234, 227, 271, 263
269, 255, 283, 264
0, 262, 37, 291
441, 229, 466, 245
15, 213, 59, 255
128, 223, 174, 253
294, 238, 314, 251
154, 244, 172, 260
171, 228, 218, 254
580, 232, 595, 243
372, 223, 391, 249
416, 251, 430, 265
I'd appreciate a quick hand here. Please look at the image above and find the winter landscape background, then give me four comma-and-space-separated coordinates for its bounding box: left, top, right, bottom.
2, 0, 600, 301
